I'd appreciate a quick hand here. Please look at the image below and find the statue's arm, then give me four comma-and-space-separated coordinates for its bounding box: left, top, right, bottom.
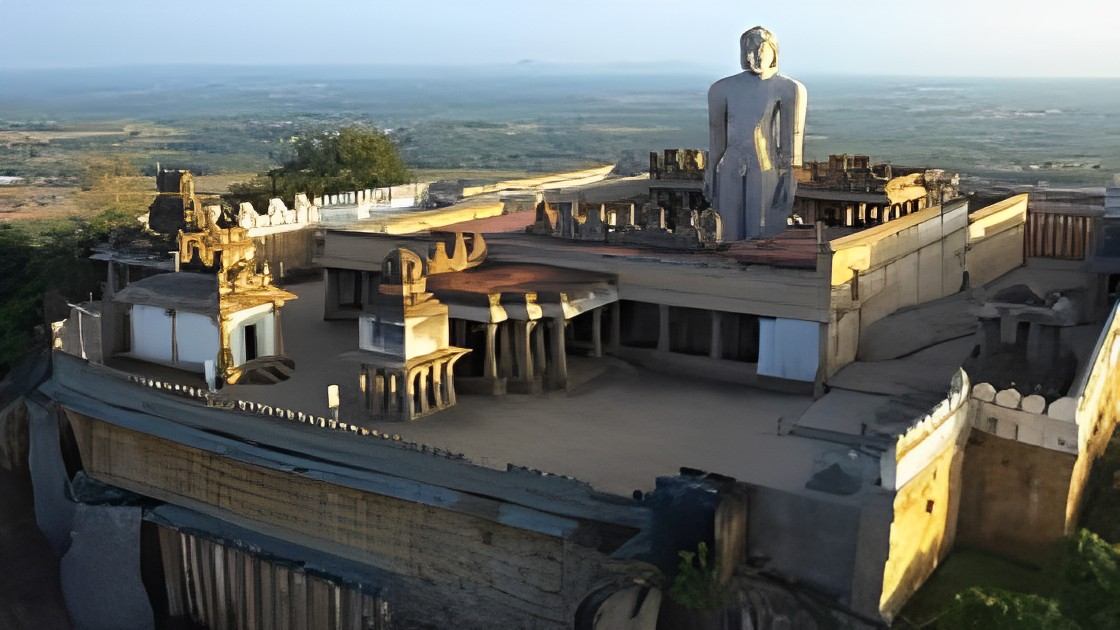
788, 79, 807, 168
708, 83, 728, 167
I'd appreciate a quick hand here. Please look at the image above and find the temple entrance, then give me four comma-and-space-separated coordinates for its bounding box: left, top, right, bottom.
243, 324, 258, 361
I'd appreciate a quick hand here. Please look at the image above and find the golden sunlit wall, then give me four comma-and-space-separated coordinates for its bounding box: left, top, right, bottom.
878, 435, 966, 619
1065, 302, 1120, 531
876, 380, 971, 621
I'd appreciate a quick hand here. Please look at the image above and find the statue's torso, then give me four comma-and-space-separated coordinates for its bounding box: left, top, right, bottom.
713, 72, 796, 164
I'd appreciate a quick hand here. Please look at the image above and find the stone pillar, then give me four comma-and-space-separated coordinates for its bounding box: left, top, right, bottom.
1027, 322, 1058, 365
273, 307, 284, 356
443, 360, 457, 407
372, 369, 386, 415
359, 271, 371, 309
710, 311, 723, 360
484, 323, 498, 380
417, 367, 430, 415
999, 314, 1018, 345
609, 301, 622, 353
405, 372, 417, 419
395, 372, 407, 417
591, 308, 603, 358
323, 269, 337, 319
499, 322, 514, 378
858, 203, 867, 225
430, 360, 445, 408
106, 261, 117, 297
514, 320, 533, 380
845, 205, 854, 227
532, 322, 547, 376
657, 304, 670, 353
549, 318, 568, 389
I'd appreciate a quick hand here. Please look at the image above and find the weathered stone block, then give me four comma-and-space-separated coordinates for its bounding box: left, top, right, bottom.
972, 382, 996, 402
994, 388, 1022, 408
1020, 395, 1046, 415
1047, 397, 1078, 422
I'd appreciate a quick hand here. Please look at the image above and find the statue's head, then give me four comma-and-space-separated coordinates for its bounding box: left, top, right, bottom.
741, 27, 779, 79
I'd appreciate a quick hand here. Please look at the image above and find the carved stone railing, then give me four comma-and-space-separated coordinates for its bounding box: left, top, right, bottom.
121, 372, 475, 462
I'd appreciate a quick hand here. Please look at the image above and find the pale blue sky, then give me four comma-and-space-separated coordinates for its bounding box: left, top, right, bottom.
1, 0, 1118, 76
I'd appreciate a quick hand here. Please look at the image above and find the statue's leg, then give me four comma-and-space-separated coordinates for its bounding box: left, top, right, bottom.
758, 169, 783, 238
743, 166, 766, 239
717, 163, 744, 241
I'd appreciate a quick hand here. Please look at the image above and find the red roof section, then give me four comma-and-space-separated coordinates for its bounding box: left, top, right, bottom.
437, 211, 537, 234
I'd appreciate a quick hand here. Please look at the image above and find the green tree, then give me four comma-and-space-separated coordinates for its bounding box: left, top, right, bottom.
933, 530, 1120, 629
669, 542, 727, 611
0, 209, 140, 376
939, 588, 1079, 630
1060, 529, 1120, 628
0, 155, 154, 376
226, 126, 410, 207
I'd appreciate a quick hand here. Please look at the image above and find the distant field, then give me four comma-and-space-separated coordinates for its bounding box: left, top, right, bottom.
2, 67, 1118, 199
0, 130, 122, 142
194, 170, 548, 194
192, 172, 257, 195
412, 168, 536, 182
0, 185, 81, 222
0, 167, 554, 225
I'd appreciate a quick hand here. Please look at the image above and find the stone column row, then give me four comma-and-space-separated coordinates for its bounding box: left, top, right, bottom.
832, 197, 928, 228
365, 357, 460, 420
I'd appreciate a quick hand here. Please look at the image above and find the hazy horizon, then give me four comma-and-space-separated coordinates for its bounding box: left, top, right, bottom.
5, 63, 1120, 81
1, 0, 1118, 78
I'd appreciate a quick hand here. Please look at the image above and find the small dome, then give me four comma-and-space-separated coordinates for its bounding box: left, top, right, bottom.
382, 248, 425, 284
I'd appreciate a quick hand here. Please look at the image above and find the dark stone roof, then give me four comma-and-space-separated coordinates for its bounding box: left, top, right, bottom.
113, 272, 218, 312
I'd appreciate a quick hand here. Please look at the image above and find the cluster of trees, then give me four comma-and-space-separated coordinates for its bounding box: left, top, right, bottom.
0, 128, 410, 377
0, 211, 141, 376
0, 157, 153, 377
938, 530, 1120, 629
227, 127, 410, 209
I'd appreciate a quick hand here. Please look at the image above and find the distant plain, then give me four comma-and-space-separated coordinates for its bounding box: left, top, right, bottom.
2, 66, 1118, 221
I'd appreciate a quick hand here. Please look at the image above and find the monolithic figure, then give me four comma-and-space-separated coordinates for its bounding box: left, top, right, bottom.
706, 27, 807, 240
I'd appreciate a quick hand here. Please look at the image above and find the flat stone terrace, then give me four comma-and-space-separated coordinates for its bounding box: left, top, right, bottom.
103, 266, 1066, 503
221, 278, 880, 499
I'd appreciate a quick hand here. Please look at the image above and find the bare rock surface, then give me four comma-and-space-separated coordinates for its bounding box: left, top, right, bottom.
60, 505, 154, 630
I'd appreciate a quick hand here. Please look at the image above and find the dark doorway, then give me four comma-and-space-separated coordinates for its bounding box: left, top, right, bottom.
244, 324, 258, 361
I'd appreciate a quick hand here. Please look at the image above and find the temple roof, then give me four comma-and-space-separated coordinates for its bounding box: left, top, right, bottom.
113, 272, 218, 312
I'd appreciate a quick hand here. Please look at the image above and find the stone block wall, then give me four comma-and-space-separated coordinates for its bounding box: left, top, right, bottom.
955, 430, 1074, 562
65, 412, 640, 629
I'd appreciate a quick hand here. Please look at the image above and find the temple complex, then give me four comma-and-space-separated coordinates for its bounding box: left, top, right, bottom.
792, 154, 961, 227
18, 25, 1120, 630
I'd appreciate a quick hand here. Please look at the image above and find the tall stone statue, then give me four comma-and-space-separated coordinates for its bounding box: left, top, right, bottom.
705, 27, 807, 240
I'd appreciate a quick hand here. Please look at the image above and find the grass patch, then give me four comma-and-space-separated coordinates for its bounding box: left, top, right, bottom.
896, 549, 1060, 628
